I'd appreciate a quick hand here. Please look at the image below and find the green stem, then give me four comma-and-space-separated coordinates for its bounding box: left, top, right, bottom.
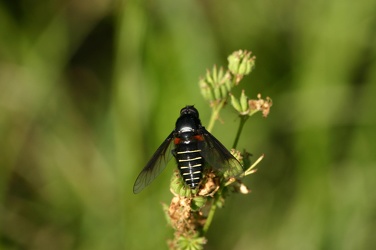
202, 74, 240, 234
206, 99, 226, 132
204, 116, 248, 233
232, 116, 248, 149
202, 197, 218, 234
207, 74, 237, 132
202, 99, 227, 234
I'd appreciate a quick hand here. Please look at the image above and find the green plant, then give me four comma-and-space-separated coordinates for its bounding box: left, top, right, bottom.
164, 50, 272, 250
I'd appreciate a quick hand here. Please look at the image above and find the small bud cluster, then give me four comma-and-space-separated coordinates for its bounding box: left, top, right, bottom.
199, 50, 256, 106
166, 171, 222, 250
199, 65, 232, 105
198, 49, 272, 121
228, 50, 256, 83
231, 92, 272, 117
164, 194, 207, 250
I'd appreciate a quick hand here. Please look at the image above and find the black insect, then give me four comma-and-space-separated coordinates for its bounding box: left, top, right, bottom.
133, 106, 243, 194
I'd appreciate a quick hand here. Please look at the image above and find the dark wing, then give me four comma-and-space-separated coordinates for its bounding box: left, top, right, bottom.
198, 127, 244, 179
133, 131, 175, 194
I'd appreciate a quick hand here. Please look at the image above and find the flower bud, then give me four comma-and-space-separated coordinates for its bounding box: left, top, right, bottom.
230, 93, 242, 113
228, 50, 256, 76
224, 75, 232, 92
199, 79, 215, 101
240, 90, 249, 114
199, 65, 232, 103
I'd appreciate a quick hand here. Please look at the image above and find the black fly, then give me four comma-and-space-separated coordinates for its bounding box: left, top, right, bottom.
133, 106, 243, 194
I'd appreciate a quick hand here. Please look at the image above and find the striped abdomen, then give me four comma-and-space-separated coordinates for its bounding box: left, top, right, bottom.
174, 141, 204, 189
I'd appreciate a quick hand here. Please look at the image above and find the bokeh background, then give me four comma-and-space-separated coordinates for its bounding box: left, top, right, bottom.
1, 0, 376, 249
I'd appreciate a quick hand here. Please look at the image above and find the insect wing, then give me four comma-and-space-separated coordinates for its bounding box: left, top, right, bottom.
133, 131, 175, 194
198, 128, 244, 179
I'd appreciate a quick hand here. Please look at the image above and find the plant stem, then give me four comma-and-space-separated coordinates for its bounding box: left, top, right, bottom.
204, 118, 249, 235
206, 99, 226, 132
203, 88, 244, 234
202, 99, 227, 234
202, 197, 218, 234
207, 73, 237, 132
232, 116, 248, 149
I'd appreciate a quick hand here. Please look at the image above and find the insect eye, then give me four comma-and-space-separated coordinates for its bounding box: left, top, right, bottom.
180, 107, 188, 115
182, 106, 199, 117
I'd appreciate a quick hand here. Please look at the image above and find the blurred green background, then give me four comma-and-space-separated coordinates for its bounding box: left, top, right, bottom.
1, 0, 376, 249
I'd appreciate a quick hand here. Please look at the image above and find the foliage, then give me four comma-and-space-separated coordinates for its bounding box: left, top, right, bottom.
1, 0, 376, 249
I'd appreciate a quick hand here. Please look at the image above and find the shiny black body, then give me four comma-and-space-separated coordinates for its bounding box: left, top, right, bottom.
172, 107, 205, 189
133, 106, 243, 194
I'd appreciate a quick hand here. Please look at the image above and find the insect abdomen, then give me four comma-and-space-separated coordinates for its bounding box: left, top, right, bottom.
175, 142, 204, 189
